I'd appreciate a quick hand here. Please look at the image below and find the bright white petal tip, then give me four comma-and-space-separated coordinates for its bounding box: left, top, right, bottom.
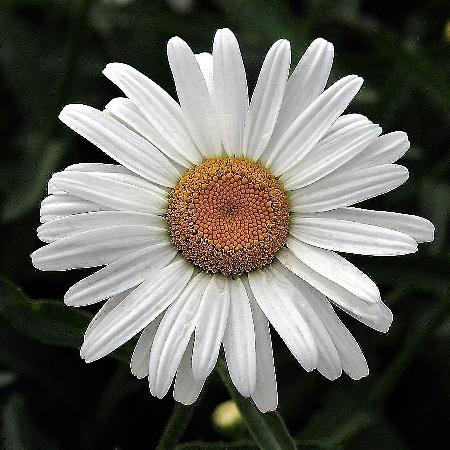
167, 36, 221, 157
102, 63, 202, 165
243, 39, 290, 160
290, 164, 409, 213
290, 218, 418, 256
130, 316, 161, 379
58, 104, 181, 187
266, 75, 364, 176
213, 28, 248, 156
268, 37, 334, 148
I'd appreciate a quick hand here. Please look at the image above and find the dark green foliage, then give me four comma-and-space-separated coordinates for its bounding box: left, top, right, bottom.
0, 0, 448, 449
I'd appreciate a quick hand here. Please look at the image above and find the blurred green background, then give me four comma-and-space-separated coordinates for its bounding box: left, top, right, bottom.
0, 0, 449, 449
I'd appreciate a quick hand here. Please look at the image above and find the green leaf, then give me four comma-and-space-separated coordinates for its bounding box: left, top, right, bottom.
216, 359, 297, 450
0, 277, 90, 348
0, 277, 133, 362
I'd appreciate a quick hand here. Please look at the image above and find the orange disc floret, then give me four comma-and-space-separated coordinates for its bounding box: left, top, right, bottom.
166, 157, 290, 276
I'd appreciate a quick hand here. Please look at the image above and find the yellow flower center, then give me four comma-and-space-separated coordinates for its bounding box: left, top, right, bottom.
167, 157, 289, 276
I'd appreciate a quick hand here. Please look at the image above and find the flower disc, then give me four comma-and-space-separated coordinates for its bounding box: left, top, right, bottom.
167, 157, 290, 276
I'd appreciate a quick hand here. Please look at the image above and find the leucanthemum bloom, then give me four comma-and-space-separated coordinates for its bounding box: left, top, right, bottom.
32, 29, 434, 412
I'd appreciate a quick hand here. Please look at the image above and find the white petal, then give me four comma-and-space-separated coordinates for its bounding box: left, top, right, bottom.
104, 96, 148, 135
149, 272, 209, 398
130, 316, 162, 379
343, 131, 410, 171
46, 163, 133, 214
195, 53, 214, 96
222, 277, 256, 397
282, 123, 381, 190
276, 248, 392, 332
285, 236, 380, 303
319, 114, 370, 146
47, 181, 64, 195
38, 211, 164, 243
245, 283, 277, 412
264, 75, 363, 176
343, 300, 393, 334
290, 164, 409, 213
213, 28, 248, 156
83, 290, 130, 341
51, 171, 167, 214
167, 37, 221, 157
31, 225, 166, 271
174, 338, 206, 405
192, 276, 230, 380
290, 217, 418, 256
103, 63, 202, 164
285, 277, 368, 379
310, 289, 368, 379
305, 207, 434, 243
57, 165, 164, 191
65, 162, 134, 175
59, 104, 181, 187
105, 97, 193, 167
271, 264, 342, 380
269, 38, 334, 147
242, 39, 290, 161
40, 194, 110, 223
64, 242, 176, 306
81, 259, 194, 362
248, 268, 318, 371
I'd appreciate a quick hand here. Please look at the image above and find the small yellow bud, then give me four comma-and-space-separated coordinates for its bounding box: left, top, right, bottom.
212, 400, 243, 436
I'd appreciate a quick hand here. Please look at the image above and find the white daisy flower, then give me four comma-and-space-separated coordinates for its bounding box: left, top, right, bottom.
32, 29, 434, 412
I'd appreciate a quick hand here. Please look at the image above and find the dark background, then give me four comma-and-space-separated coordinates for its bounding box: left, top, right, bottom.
0, 0, 449, 449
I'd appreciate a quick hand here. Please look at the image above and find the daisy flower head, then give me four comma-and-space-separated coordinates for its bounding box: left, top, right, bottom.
32, 29, 435, 412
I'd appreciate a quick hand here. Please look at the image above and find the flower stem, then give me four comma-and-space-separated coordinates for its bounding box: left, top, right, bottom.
216, 359, 297, 450
156, 403, 196, 450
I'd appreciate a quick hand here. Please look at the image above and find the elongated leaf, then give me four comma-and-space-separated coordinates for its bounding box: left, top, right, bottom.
0, 277, 90, 347
0, 277, 132, 362
216, 359, 297, 450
